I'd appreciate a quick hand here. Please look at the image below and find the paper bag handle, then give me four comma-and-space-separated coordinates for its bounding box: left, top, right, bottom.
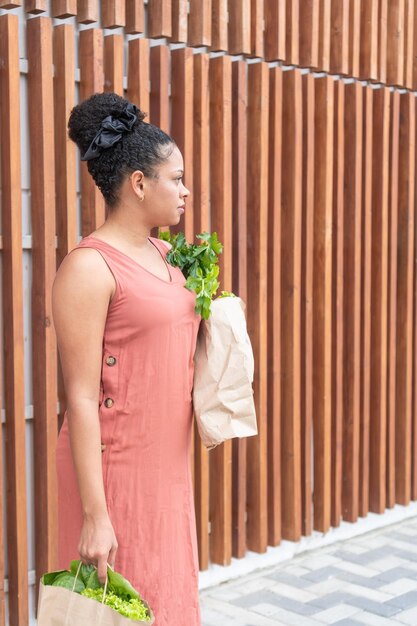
73, 560, 109, 604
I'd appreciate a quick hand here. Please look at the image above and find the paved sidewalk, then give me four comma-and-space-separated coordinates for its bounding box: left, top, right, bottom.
200, 516, 417, 625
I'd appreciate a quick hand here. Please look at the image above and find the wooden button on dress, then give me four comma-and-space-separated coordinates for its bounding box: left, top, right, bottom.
101, 443, 106, 452
106, 355, 116, 366
104, 397, 114, 408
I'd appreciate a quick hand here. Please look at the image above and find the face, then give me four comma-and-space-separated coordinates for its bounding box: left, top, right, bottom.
133, 144, 190, 228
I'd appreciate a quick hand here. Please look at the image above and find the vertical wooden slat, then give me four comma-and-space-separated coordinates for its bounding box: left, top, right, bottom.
299, 0, 319, 68
330, 0, 349, 74
26, 0, 47, 13
77, 0, 98, 23
404, 0, 414, 89
0, 13, 26, 626
378, 0, 388, 84
189, 0, 212, 47
313, 75, 333, 533
413, 95, 417, 501
264, 0, 285, 61
342, 82, 363, 523
386, 0, 405, 87
413, 2, 417, 90
171, 0, 188, 42
359, 86, 372, 517
125, 0, 145, 34
52, 0, 77, 17
386, 91, 400, 508
53, 24, 77, 430
301, 72, 314, 537
280, 69, 302, 542
102, 0, 126, 28
79, 28, 105, 235
286, 0, 299, 65
231, 59, 248, 559
251, 0, 264, 58
228, 0, 250, 54
193, 54, 210, 242
193, 52, 210, 570
318, 0, 331, 71
148, 0, 172, 38
359, 0, 379, 81
171, 47, 194, 241
104, 34, 124, 95
369, 87, 390, 513
149, 45, 170, 134
331, 79, 344, 528
267, 66, 282, 546
349, 0, 361, 77
246, 61, 269, 553
208, 55, 233, 565
127, 38, 150, 114
27, 13, 58, 607
395, 92, 415, 505
211, 0, 228, 52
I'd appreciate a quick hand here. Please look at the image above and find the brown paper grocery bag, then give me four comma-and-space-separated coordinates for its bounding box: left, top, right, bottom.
37, 573, 154, 626
193, 296, 258, 449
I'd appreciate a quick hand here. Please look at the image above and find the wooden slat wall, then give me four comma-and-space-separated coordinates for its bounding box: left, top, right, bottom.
246, 61, 269, 553
1, 3, 417, 623
27, 14, 59, 607
280, 68, 302, 542
231, 60, 248, 559
331, 78, 343, 528
208, 56, 233, 565
0, 13, 26, 626
313, 75, 333, 533
395, 92, 415, 505
342, 82, 362, 523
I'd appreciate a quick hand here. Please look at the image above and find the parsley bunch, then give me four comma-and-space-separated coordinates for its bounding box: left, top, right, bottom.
159, 231, 233, 319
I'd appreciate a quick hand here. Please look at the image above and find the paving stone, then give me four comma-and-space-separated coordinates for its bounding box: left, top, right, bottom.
312, 604, 362, 624
285, 564, 312, 577
308, 592, 357, 610
333, 617, 363, 626
332, 561, 380, 578
299, 555, 342, 571
380, 578, 417, 595
267, 607, 324, 626
268, 570, 315, 588
334, 570, 387, 589
387, 590, 417, 609
302, 566, 343, 583
268, 581, 318, 603
395, 605, 417, 625
250, 602, 283, 617
372, 566, 417, 583
332, 547, 389, 565
344, 595, 401, 618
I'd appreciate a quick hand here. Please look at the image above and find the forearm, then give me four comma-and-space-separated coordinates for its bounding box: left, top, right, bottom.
66, 400, 109, 520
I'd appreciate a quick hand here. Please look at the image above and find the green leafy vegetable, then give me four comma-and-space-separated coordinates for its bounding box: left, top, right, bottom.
81, 588, 151, 621
107, 567, 141, 601
159, 231, 235, 319
51, 571, 85, 593
43, 560, 151, 622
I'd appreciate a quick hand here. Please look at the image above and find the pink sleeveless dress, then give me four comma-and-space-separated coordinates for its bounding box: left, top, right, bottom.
56, 235, 202, 625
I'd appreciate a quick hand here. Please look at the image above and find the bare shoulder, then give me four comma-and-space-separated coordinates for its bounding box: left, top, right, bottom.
53, 246, 115, 299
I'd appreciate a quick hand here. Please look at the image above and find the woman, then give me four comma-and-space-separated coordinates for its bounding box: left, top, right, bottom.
52, 92, 201, 625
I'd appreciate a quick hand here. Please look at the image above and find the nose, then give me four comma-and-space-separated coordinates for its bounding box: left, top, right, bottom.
181, 181, 190, 198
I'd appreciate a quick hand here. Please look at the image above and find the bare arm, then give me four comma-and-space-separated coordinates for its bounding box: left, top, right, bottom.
52, 247, 117, 583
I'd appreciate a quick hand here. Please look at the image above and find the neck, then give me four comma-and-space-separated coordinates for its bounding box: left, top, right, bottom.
95, 209, 152, 248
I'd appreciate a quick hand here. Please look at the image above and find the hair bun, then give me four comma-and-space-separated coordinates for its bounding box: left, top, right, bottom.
68, 92, 146, 156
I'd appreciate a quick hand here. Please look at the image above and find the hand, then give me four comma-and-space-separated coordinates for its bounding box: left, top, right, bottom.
78, 513, 118, 584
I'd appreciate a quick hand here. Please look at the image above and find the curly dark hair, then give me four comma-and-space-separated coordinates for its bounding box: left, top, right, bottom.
68, 92, 175, 207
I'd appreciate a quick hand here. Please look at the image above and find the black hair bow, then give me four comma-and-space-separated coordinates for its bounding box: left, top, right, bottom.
81, 103, 138, 161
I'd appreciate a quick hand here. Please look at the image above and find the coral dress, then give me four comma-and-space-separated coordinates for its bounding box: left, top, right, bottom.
56, 235, 202, 625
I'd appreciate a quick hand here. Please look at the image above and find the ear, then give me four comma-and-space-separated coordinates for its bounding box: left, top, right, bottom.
129, 170, 146, 201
